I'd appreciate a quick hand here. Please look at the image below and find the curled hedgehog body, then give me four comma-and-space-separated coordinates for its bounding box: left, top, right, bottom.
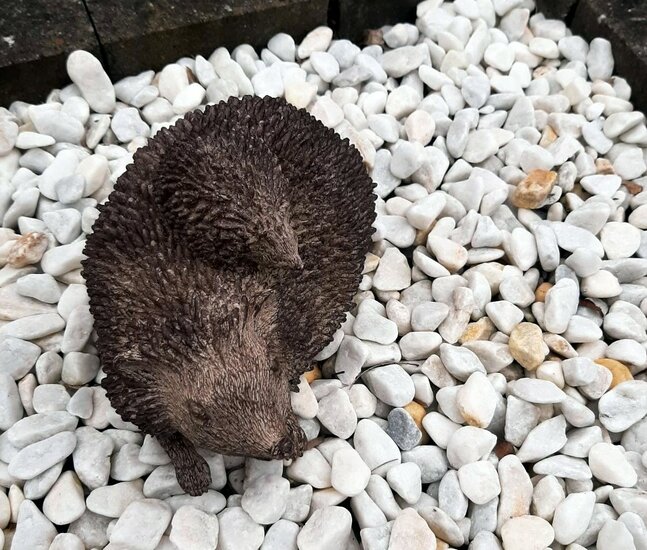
83, 96, 376, 495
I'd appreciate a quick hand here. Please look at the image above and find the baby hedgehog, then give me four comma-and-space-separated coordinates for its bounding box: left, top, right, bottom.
83, 96, 376, 495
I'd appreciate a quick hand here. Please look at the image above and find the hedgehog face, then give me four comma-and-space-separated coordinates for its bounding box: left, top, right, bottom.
172, 361, 306, 460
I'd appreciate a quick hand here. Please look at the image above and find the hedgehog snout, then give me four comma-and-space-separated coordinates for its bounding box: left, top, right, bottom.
271, 425, 306, 460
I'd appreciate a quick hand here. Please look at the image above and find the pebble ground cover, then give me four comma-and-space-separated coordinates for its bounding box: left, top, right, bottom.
1, 0, 647, 548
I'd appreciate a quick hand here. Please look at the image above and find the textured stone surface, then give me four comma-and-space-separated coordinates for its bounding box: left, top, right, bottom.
0, 0, 99, 106
85, 0, 328, 80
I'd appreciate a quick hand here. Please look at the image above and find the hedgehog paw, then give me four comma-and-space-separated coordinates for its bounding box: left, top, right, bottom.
176, 455, 211, 497
158, 433, 212, 496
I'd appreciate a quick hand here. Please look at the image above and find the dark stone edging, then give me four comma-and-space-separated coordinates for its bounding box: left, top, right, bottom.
1, 0, 646, 111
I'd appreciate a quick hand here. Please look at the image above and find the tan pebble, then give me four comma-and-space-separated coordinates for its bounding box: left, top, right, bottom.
595, 358, 633, 388
511, 170, 558, 209
534, 282, 553, 303
596, 158, 615, 174
539, 125, 557, 147
362, 252, 380, 274
436, 540, 450, 550
404, 401, 427, 430
509, 322, 547, 371
460, 318, 496, 343
415, 227, 431, 247
305, 366, 322, 384
624, 181, 642, 195
7, 232, 49, 268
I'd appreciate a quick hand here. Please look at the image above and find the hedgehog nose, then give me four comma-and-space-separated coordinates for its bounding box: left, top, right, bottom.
274, 435, 297, 458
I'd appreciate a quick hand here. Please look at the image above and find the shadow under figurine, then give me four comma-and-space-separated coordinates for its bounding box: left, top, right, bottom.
83, 96, 376, 495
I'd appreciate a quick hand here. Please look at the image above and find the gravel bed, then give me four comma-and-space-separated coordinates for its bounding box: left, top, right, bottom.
1, 0, 647, 548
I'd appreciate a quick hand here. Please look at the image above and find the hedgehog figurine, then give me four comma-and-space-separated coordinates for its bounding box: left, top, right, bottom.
83, 96, 376, 495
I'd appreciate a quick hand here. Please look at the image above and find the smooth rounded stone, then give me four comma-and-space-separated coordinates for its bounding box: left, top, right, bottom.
446, 426, 497, 469
42, 470, 85, 525
353, 311, 398, 344
387, 462, 422, 505
111, 107, 149, 142
0, 119, 18, 154
259, 519, 299, 550
496, 454, 533, 527
267, 33, 296, 61
363, 364, 415, 407
1, 312, 65, 341
391, 140, 424, 179
297, 26, 333, 59
240, 474, 289, 525
0, 337, 40, 380
552, 221, 604, 258
367, 114, 399, 143
516, 415, 567, 463
0, 373, 22, 430
381, 45, 427, 78
388, 508, 437, 550
399, 331, 442, 360
589, 442, 638, 487
405, 110, 435, 145
66, 50, 115, 113
600, 222, 642, 260
386, 407, 422, 451
509, 378, 566, 404
62, 352, 100, 386
109, 498, 172, 550
331, 447, 371, 497
297, 505, 352, 550
11, 499, 58, 550
50, 533, 85, 550
552, 491, 596, 545
421, 412, 460, 450
598, 381, 647, 432
348, 384, 377, 418
9, 430, 76, 479
373, 248, 411, 291
40, 240, 86, 278
286, 448, 331, 488
505, 395, 541, 448
531, 474, 565, 523
439, 344, 486, 381
15, 131, 55, 149
86, 480, 144, 518
457, 371, 497, 428
508, 322, 548, 371
618, 512, 647, 550
427, 235, 468, 273
61, 304, 93, 353
7, 410, 77, 449
111, 443, 156, 481
354, 419, 401, 473
565, 248, 602, 278
458, 460, 501, 505
561, 357, 597, 387
16, 273, 62, 304
543, 279, 579, 334
166, 505, 219, 550
73, 426, 114, 489
498, 276, 534, 307
563, 315, 604, 343
67, 386, 94, 419
32, 384, 69, 413
533, 455, 592, 480
501, 515, 554, 550
290, 376, 318, 419
597, 519, 636, 550
587, 37, 614, 80
485, 301, 524, 334
29, 108, 85, 144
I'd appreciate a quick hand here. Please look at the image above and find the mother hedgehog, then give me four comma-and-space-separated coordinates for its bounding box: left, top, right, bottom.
83, 96, 375, 495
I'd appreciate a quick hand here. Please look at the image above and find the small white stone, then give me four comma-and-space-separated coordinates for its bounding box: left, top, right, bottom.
458, 460, 501, 505
298, 26, 333, 59
109, 498, 172, 550
589, 442, 638, 487
501, 515, 555, 550
169, 505, 219, 550
42, 470, 85, 525
241, 474, 290, 525
297, 506, 352, 549
66, 50, 115, 113
331, 447, 371, 497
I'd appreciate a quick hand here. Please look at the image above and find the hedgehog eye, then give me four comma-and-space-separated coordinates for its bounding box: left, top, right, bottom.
187, 400, 209, 422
